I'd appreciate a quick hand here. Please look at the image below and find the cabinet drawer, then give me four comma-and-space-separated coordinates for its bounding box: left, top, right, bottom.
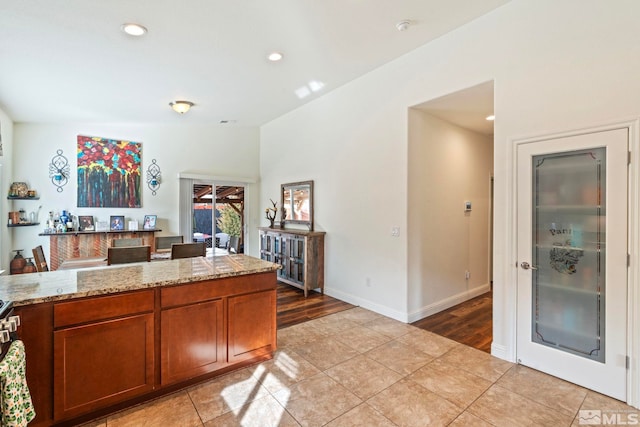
161, 272, 276, 308
54, 290, 155, 328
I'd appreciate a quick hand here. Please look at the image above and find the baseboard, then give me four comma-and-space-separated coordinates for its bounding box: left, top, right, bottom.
406, 283, 492, 323
324, 287, 409, 323
490, 342, 513, 362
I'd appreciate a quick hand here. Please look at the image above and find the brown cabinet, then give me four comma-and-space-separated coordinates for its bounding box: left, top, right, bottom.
161, 299, 225, 385
228, 290, 276, 363
16, 271, 276, 426
53, 291, 155, 421
259, 228, 325, 296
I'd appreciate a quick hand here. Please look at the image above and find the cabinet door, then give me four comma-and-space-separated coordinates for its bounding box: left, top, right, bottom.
161, 299, 225, 385
53, 313, 154, 421
228, 290, 276, 363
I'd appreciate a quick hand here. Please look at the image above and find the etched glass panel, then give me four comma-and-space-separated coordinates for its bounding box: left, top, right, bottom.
532, 148, 605, 362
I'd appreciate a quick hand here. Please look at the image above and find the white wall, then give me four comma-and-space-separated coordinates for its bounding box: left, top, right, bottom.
260, 0, 640, 359
407, 111, 493, 321
0, 110, 14, 273
11, 123, 260, 268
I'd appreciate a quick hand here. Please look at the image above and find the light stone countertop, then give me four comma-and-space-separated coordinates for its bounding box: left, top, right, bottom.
0, 254, 280, 307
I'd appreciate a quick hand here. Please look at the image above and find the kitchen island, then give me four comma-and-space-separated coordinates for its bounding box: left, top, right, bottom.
2, 255, 279, 427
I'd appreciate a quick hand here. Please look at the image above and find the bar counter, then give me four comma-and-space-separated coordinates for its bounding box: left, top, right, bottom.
9, 254, 280, 427
1, 254, 278, 306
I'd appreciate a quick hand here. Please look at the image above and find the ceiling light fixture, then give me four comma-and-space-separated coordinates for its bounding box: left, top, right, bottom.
121, 23, 147, 36
268, 52, 283, 62
169, 101, 194, 114
486, 115, 495, 121
396, 20, 411, 32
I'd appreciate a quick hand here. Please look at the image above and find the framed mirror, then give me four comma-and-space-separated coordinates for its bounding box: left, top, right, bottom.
281, 180, 313, 230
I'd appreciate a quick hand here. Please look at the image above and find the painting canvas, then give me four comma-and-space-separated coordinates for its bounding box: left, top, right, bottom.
77, 135, 141, 207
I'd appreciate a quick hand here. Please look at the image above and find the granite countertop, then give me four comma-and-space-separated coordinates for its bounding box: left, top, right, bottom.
0, 254, 280, 307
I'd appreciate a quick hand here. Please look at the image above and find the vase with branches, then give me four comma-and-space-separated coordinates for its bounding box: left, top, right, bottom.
265, 199, 277, 228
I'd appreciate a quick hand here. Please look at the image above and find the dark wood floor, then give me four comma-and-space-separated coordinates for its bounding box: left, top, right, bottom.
276, 283, 355, 329
276, 283, 493, 353
411, 291, 493, 353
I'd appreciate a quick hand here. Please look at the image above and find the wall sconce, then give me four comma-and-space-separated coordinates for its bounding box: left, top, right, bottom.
146, 159, 161, 195
49, 149, 70, 192
169, 100, 194, 114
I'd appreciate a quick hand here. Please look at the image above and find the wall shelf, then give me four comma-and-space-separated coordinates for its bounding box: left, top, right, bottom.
7, 196, 40, 200
7, 223, 40, 228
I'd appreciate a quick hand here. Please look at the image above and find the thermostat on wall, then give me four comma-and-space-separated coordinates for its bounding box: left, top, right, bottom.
464, 201, 472, 212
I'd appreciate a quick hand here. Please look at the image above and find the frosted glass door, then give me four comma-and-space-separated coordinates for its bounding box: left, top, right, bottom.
516, 127, 628, 401
532, 148, 605, 362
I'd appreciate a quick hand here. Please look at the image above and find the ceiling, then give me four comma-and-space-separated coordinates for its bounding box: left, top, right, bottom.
0, 0, 508, 127
414, 80, 495, 135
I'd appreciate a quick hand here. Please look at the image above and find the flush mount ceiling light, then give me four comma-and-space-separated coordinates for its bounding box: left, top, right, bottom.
268, 52, 284, 62
169, 100, 194, 114
486, 115, 495, 121
396, 20, 411, 32
121, 23, 147, 36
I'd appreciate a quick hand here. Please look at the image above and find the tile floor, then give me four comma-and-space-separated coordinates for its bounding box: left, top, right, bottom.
81, 307, 639, 426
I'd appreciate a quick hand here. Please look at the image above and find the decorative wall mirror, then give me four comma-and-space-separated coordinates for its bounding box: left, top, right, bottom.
281, 180, 314, 230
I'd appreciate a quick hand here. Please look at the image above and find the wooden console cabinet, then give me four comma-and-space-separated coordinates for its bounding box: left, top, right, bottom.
259, 228, 325, 296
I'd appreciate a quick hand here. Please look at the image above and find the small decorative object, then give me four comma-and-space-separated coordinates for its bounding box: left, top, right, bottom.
146, 159, 161, 196
8, 211, 19, 225
22, 258, 37, 274
59, 210, 69, 232
28, 190, 36, 198
265, 199, 277, 228
280, 206, 287, 229
8, 182, 29, 198
49, 149, 70, 192
143, 215, 157, 230
78, 215, 94, 231
128, 220, 138, 231
110, 215, 125, 231
29, 205, 41, 224
10, 249, 26, 275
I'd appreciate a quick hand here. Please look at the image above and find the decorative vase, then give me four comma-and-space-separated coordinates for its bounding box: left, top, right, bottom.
10, 249, 26, 275
269, 219, 275, 229
23, 258, 37, 274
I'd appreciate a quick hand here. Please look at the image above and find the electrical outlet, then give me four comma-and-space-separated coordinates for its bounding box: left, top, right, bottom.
391, 226, 400, 237
465, 271, 470, 280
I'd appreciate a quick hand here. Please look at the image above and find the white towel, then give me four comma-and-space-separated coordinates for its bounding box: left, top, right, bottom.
0, 340, 35, 427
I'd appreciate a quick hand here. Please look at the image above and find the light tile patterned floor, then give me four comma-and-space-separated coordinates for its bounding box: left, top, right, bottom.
81, 307, 639, 426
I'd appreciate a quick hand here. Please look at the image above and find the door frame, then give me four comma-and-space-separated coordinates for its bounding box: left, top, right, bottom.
508, 119, 640, 407
178, 173, 256, 255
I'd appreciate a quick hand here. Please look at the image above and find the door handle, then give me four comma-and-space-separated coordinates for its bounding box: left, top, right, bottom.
520, 262, 538, 270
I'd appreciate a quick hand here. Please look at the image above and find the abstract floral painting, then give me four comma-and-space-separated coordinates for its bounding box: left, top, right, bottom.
77, 135, 141, 207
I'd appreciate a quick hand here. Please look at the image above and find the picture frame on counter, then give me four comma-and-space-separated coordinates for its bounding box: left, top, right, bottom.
110, 215, 125, 231
143, 215, 157, 230
78, 215, 94, 231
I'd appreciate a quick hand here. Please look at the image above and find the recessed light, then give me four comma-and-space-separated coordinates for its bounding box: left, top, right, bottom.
268, 52, 284, 62
121, 23, 147, 36
308, 80, 324, 92
486, 115, 495, 121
